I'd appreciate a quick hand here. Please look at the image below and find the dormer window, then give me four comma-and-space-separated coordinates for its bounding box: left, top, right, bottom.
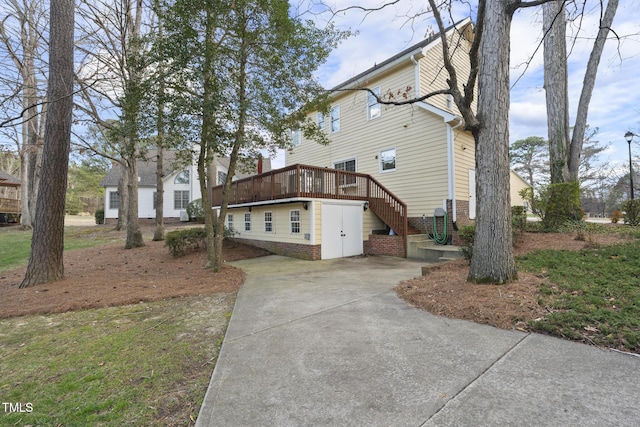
174, 170, 189, 184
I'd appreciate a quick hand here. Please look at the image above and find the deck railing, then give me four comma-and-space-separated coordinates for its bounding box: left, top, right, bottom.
212, 164, 408, 246
0, 198, 20, 214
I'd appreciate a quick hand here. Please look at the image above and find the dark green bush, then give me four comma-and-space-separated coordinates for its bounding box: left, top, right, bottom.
520, 182, 582, 231
165, 224, 237, 257
95, 208, 105, 225
165, 228, 207, 257
622, 199, 640, 226
512, 205, 527, 234
457, 224, 475, 261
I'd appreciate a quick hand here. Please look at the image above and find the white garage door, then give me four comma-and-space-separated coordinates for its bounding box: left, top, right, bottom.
321, 203, 363, 259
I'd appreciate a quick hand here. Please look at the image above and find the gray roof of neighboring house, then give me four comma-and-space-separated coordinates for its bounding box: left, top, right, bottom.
331, 18, 471, 92
0, 170, 20, 186
100, 150, 271, 187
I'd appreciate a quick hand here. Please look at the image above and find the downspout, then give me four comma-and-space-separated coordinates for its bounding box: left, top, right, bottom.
447, 117, 464, 230
410, 55, 420, 98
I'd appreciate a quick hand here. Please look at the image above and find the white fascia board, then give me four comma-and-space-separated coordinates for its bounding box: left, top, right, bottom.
416, 101, 458, 123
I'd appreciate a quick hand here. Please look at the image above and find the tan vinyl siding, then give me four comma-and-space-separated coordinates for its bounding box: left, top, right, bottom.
363, 209, 385, 240
510, 171, 531, 206
288, 62, 450, 218
419, 28, 475, 115
313, 200, 322, 244
226, 203, 313, 245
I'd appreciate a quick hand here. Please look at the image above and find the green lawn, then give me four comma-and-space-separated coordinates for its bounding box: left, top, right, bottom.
0, 225, 118, 273
0, 295, 233, 426
518, 240, 640, 352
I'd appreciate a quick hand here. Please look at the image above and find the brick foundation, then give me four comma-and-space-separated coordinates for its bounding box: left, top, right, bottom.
231, 238, 321, 261
408, 200, 474, 246
365, 234, 405, 257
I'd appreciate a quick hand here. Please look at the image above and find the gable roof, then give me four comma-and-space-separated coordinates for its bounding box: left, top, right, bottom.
0, 170, 20, 187
331, 17, 473, 93
100, 151, 272, 187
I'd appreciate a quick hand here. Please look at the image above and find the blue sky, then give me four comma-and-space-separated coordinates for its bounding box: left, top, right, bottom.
277, 0, 640, 169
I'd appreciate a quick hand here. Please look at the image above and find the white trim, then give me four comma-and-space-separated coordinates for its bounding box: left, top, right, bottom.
416, 101, 457, 123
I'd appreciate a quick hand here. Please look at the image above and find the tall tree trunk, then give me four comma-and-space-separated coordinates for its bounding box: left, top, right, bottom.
124, 155, 144, 248
20, 0, 74, 287
543, 1, 571, 183
468, 0, 517, 284
567, 0, 619, 181
116, 159, 128, 231
153, 144, 165, 241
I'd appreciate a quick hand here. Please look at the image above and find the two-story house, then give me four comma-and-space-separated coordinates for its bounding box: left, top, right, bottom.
212, 18, 524, 261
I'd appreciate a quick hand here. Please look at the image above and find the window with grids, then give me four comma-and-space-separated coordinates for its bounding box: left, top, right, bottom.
244, 212, 251, 232
334, 158, 356, 186
290, 210, 300, 234
227, 214, 234, 231
291, 128, 301, 146
317, 112, 325, 129
330, 105, 340, 132
174, 190, 189, 209
367, 87, 381, 120
109, 191, 119, 210
264, 211, 273, 233
175, 170, 189, 184
218, 171, 228, 185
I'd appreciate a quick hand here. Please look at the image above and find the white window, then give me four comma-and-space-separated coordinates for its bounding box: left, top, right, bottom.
227, 214, 234, 230
330, 105, 340, 133
317, 112, 325, 129
334, 158, 356, 186
264, 211, 273, 233
174, 190, 189, 209
367, 87, 381, 120
291, 128, 301, 147
109, 191, 119, 210
244, 212, 251, 232
290, 210, 301, 234
379, 148, 396, 172
174, 170, 189, 184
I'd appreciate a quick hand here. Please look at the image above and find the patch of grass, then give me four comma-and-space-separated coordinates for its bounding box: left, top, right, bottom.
0, 226, 118, 273
518, 241, 640, 353
0, 294, 234, 426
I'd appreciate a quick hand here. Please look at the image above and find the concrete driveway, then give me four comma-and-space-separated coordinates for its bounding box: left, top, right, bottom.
196, 255, 640, 427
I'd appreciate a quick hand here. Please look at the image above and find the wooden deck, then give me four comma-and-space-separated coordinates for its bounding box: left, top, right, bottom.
212, 164, 410, 252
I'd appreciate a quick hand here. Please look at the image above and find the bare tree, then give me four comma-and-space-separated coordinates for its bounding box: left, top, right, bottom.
0, 0, 48, 229
75, 0, 157, 248
544, 0, 619, 183
20, 0, 74, 287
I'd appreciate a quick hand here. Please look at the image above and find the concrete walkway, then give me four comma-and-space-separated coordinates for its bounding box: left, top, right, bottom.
196, 255, 640, 427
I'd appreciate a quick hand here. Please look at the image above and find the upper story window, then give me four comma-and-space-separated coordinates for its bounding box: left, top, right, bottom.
330, 105, 340, 133
175, 170, 189, 184
317, 112, 325, 130
367, 87, 381, 120
217, 171, 228, 185
379, 148, 396, 173
291, 128, 301, 147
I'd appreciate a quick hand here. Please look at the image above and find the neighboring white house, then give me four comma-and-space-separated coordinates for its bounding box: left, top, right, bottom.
101, 150, 270, 223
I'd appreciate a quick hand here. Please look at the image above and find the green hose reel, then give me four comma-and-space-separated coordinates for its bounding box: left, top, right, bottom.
432, 208, 448, 245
